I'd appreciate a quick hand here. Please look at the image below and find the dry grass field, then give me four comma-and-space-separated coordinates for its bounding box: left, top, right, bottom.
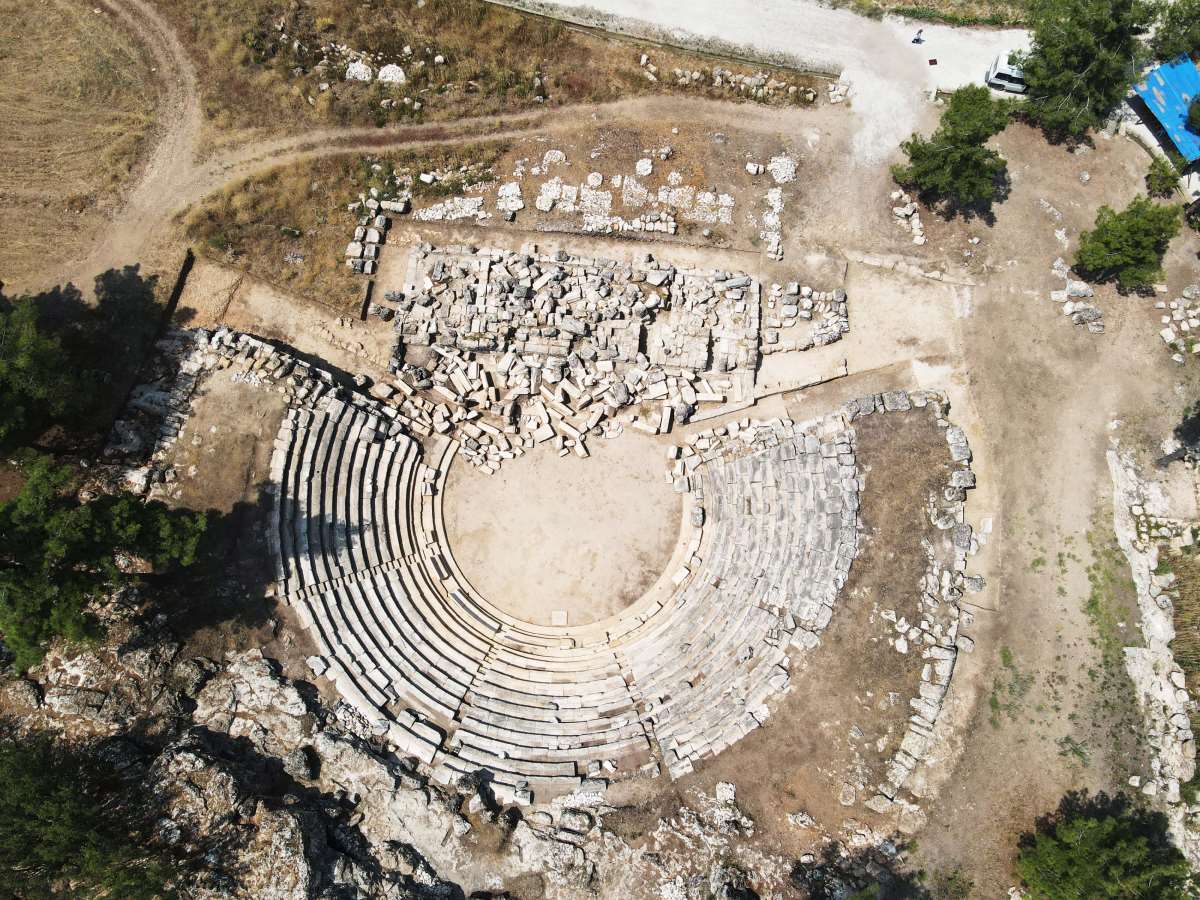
150, 0, 820, 144
0, 0, 159, 290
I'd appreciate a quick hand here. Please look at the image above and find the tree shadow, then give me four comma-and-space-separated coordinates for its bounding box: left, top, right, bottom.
925, 167, 1012, 226
2, 266, 172, 452
790, 839, 930, 900
154, 485, 277, 646
1019, 789, 1175, 853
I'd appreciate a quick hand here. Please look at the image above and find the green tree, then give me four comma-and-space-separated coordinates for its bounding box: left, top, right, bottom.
0, 267, 165, 450
1189, 96, 1200, 133
0, 296, 93, 450
936, 84, 1013, 143
0, 738, 176, 898
1018, 0, 1153, 140
1145, 154, 1181, 197
1075, 195, 1181, 291
1150, 0, 1200, 61
891, 86, 1012, 215
0, 454, 206, 669
1018, 794, 1194, 898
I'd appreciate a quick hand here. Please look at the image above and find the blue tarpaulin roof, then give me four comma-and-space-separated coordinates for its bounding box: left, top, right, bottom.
1135, 55, 1200, 163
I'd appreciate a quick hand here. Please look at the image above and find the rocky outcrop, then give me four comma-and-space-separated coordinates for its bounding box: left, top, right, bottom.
15, 630, 819, 898
152, 648, 588, 896
1108, 447, 1200, 865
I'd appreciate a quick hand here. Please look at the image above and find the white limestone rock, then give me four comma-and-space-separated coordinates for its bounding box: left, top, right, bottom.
345, 60, 373, 82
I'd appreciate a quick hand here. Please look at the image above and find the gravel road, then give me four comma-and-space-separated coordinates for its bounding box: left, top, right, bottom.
493, 0, 1029, 162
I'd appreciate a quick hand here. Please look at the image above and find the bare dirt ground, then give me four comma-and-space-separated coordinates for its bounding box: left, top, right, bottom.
443, 428, 680, 626
152, 362, 302, 666
903, 125, 1198, 891
175, 259, 397, 379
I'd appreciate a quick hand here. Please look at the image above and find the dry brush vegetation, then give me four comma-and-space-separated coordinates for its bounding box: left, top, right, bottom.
184, 143, 509, 310
836, 0, 1032, 25
151, 0, 819, 144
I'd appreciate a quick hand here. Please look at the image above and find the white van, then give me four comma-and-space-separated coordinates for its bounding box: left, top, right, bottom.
986, 55, 1028, 94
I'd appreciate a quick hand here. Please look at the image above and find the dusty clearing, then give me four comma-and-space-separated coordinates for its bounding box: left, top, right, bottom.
444, 428, 679, 626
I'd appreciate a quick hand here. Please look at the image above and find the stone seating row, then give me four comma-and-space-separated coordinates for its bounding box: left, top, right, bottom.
271, 394, 421, 596
273, 413, 649, 788
271, 384, 861, 800
617, 438, 857, 772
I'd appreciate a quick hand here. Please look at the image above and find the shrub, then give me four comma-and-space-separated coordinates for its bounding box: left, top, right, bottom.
1018, 0, 1153, 140
930, 867, 974, 899
1146, 154, 1180, 197
1075, 196, 1181, 291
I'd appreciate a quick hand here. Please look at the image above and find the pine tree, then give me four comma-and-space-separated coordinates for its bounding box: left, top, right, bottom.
0, 739, 176, 898
1019, 800, 1194, 898
1075, 196, 1181, 291
0, 454, 207, 669
0, 297, 93, 450
891, 85, 1012, 216
1150, 0, 1200, 61
1019, 0, 1153, 140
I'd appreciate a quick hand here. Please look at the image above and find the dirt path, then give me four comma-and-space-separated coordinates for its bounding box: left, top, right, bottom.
57, 0, 201, 293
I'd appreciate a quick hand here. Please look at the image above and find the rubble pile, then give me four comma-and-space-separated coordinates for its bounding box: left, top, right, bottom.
867, 411, 977, 812
890, 190, 925, 246
412, 195, 489, 222
762, 281, 849, 354
343, 160, 504, 270
1108, 448, 1200, 865
325, 41, 442, 85
1049, 256, 1104, 333
637, 53, 817, 103
531, 165, 734, 235
1156, 284, 1200, 363
761, 186, 786, 259
104, 331, 225, 493
343, 210, 389, 275
383, 243, 766, 472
